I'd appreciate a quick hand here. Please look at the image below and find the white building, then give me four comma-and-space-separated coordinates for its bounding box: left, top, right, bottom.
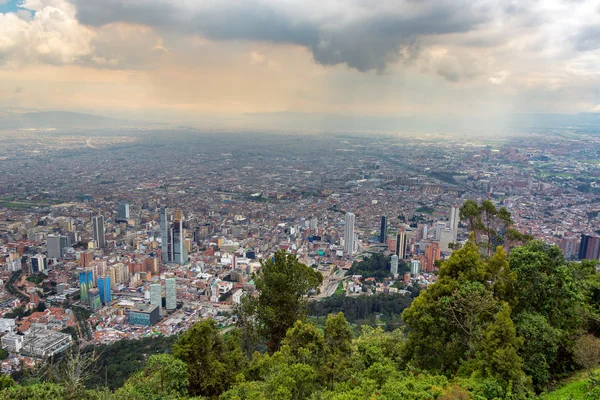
232, 289, 244, 305
1, 334, 23, 353
390, 255, 399, 278
344, 212, 356, 256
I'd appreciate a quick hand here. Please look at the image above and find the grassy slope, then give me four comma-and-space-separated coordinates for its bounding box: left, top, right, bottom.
541, 370, 595, 400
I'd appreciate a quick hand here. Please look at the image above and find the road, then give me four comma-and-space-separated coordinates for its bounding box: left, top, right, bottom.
315, 268, 347, 299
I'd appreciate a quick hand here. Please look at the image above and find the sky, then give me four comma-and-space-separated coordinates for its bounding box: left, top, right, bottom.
1, 0, 600, 130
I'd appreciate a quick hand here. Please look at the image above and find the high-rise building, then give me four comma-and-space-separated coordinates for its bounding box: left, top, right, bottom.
79, 251, 93, 268
449, 206, 460, 239
92, 215, 106, 249
396, 231, 407, 259
47, 234, 69, 259
579, 234, 600, 260
310, 217, 318, 232
379, 216, 387, 244
150, 283, 162, 315
79, 270, 93, 302
390, 254, 399, 277
165, 278, 176, 310
89, 288, 101, 310
118, 202, 130, 220
410, 260, 421, 277
97, 276, 111, 304
160, 206, 169, 263
434, 222, 446, 241
161, 207, 188, 265
31, 254, 47, 274
344, 212, 356, 256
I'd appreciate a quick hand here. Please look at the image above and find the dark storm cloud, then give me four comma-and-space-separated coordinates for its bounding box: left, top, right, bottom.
71, 0, 494, 72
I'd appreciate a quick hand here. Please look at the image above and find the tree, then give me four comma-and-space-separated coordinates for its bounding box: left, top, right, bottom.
279, 321, 324, 367
476, 302, 529, 393
459, 200, 519, 255
322, 313, 353, 389
247, 250, 322, 352
115, 354, 188, 400
573, 334, 600, 372
172, 319, 245, 398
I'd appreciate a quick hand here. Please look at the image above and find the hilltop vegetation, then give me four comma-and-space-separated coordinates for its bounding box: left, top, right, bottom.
1, 239, 599, 399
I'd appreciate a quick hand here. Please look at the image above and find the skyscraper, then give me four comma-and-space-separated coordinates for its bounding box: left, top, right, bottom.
161, 207, 188, 265
160, 206, 169, 263
165, 278, 176, 310
344, 212, 356, 256
396, 231, 407, 259
79, 270, 93, 302
31, 254, 47, 274
390, 254, 399, 277
171, 208, 187, 265
118, 202, 130, 220
92, 215, 106, 249
379, 216, 387, 244
47, 234, 61, 259
449, 206, 460, 240
150, 283, 162, 315
410, 260, 421, 277
97, 276, 111, 304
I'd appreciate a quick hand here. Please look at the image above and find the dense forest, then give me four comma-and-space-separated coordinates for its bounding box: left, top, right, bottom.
308, 292, 414, 330
1, 216, 599, 399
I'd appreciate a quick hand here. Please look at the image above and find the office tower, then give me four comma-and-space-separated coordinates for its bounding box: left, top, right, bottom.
579, 234, 600, 260
439, 228, 455, 253
379, 216, 387, 244
47, 234, 62, 259
165, 278, 176, 310
396, 231, 407, 259
97, 276, 111, 304
310, 217, 318, 232
31, 254, 47, 274
160, 206, 169, 263
79, 270, 93, 302
344, 212, 356, 256
425, 242, 441, 272
390, 254, 399, 277
92, 215, 106, 249
150, 283, 162, 315
449, 206, 460, 239
89, 289, 101, 310
435, 222, 446, 241
171, 208, 187, 265
118, 202, 130, 220
410, 260, 421, 277
79, 251, 93, 268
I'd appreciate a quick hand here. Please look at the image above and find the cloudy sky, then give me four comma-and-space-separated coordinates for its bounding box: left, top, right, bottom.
1, 0, 599, 129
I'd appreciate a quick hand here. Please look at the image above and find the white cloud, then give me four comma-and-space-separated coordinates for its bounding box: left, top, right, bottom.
0, 0, 94, 66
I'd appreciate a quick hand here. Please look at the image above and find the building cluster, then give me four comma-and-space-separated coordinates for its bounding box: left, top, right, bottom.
0, 129, 598, 363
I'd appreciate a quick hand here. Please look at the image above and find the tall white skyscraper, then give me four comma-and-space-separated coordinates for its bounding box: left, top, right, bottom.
344, 212, 356, 256
390, 254, 399, 277
92, 215, 106, 249
449, 206, 460, 240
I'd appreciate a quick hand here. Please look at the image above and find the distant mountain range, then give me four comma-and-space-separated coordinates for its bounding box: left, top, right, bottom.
1, 109, 599, 133
0, 111, 136, 129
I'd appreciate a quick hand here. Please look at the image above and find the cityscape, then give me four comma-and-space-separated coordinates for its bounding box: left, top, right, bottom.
0, 128, 598, 372
1, 0, 600, 398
